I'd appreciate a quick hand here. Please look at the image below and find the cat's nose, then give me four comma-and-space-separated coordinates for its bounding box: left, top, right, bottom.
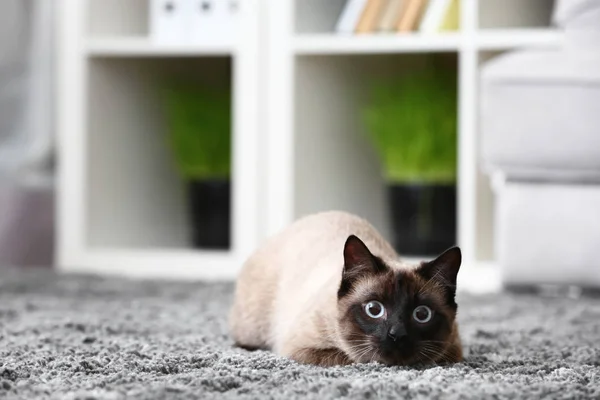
387, 324, 407, 342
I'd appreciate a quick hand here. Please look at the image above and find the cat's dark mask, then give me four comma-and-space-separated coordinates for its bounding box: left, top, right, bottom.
337, 235, 462, 366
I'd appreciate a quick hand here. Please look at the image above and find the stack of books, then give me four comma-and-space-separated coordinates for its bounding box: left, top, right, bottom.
335, 0, 459, 35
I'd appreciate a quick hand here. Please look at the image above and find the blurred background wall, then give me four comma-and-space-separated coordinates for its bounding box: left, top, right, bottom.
0, 0, 54, 267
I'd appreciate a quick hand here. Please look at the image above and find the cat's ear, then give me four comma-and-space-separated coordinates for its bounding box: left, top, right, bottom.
417, 246, 462, 290
339, 235, 387, 298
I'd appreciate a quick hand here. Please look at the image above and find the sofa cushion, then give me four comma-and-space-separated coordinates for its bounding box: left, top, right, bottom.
493, 177, 600, 287
480, 49, 600, 180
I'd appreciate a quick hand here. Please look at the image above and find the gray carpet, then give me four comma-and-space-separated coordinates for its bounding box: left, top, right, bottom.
1, 268, 599, 400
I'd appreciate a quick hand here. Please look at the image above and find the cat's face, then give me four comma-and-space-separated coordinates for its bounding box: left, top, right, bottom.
337, 236, 462, 366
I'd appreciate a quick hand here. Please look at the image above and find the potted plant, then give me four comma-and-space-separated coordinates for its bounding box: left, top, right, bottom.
163, 84, 232, 250
363, 62, 457, 256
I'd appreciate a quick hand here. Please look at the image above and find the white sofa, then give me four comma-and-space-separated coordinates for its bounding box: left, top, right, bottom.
480, 0, 600, 288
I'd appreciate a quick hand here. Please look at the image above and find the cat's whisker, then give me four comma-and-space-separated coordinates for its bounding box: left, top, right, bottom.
346, 339, 375, 362
347, 339, 373, 350
418, 347, 442, 365
421, 343, 446, 352
419, 343, 454, 365
351, 346, 372, 359
359, 343, 376, 362
324, 350, 339, 366
421, 344, 443, 355
436, 347, 453, 364
420, 339, 450, 345
418, 349, 439, 366
353, 350, 369, 363
358, 343, 373, 358
369, 348, 380, 364
420, 344, 443, 354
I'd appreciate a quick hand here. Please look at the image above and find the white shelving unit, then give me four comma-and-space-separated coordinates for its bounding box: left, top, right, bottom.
56, 0, 561, 286
56, 0, 260, 280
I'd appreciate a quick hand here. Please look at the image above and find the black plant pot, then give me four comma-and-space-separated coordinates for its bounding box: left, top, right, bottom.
187, 179, 231, 250
388, 184, 456, 256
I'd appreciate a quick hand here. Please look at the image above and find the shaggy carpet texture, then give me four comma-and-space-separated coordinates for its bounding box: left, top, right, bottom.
1, 268, 599, 400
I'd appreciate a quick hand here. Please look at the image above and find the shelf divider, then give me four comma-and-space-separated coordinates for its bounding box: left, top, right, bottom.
476, 29, 563, 50
294, 33, 462, 55
86, 38, 235, 57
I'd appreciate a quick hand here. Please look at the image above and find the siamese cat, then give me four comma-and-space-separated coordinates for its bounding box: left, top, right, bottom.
229, 211, 462, 367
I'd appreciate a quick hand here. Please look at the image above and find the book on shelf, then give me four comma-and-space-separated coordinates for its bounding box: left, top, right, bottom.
439, 0, 460, 31
356, 0, 386, 34
419, 0, 451, 32
335, 0, 370, 34
419, 0, 459, 32
334, 0, 459, 35
377, 0, 407, 32
397, 0, 428, 33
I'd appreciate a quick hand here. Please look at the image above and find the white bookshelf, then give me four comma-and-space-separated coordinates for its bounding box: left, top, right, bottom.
56, 0, 260, 280
56, 0, 561, 286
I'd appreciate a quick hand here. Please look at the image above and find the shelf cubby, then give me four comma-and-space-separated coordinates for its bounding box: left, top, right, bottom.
86, 56, 232, 251
293, 53, 458, 253
58, 0, 260, 279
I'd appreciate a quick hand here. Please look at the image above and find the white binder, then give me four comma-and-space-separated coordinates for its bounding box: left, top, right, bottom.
150, 0, 187, 45
187, 0, 238, 44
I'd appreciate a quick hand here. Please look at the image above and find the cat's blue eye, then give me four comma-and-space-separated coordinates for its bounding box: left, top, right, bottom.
412, 305, 433, 324
364, 301, 385, 319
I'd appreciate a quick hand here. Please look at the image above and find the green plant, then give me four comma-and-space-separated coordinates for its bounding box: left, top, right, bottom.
163, 84, 231, 180
363, 63, 457, 184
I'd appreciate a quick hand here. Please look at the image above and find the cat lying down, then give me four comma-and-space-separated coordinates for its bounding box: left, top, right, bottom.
229, 211, 462, 367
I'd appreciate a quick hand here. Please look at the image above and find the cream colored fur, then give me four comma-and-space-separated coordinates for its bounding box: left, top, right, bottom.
229, 211, 415, 360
